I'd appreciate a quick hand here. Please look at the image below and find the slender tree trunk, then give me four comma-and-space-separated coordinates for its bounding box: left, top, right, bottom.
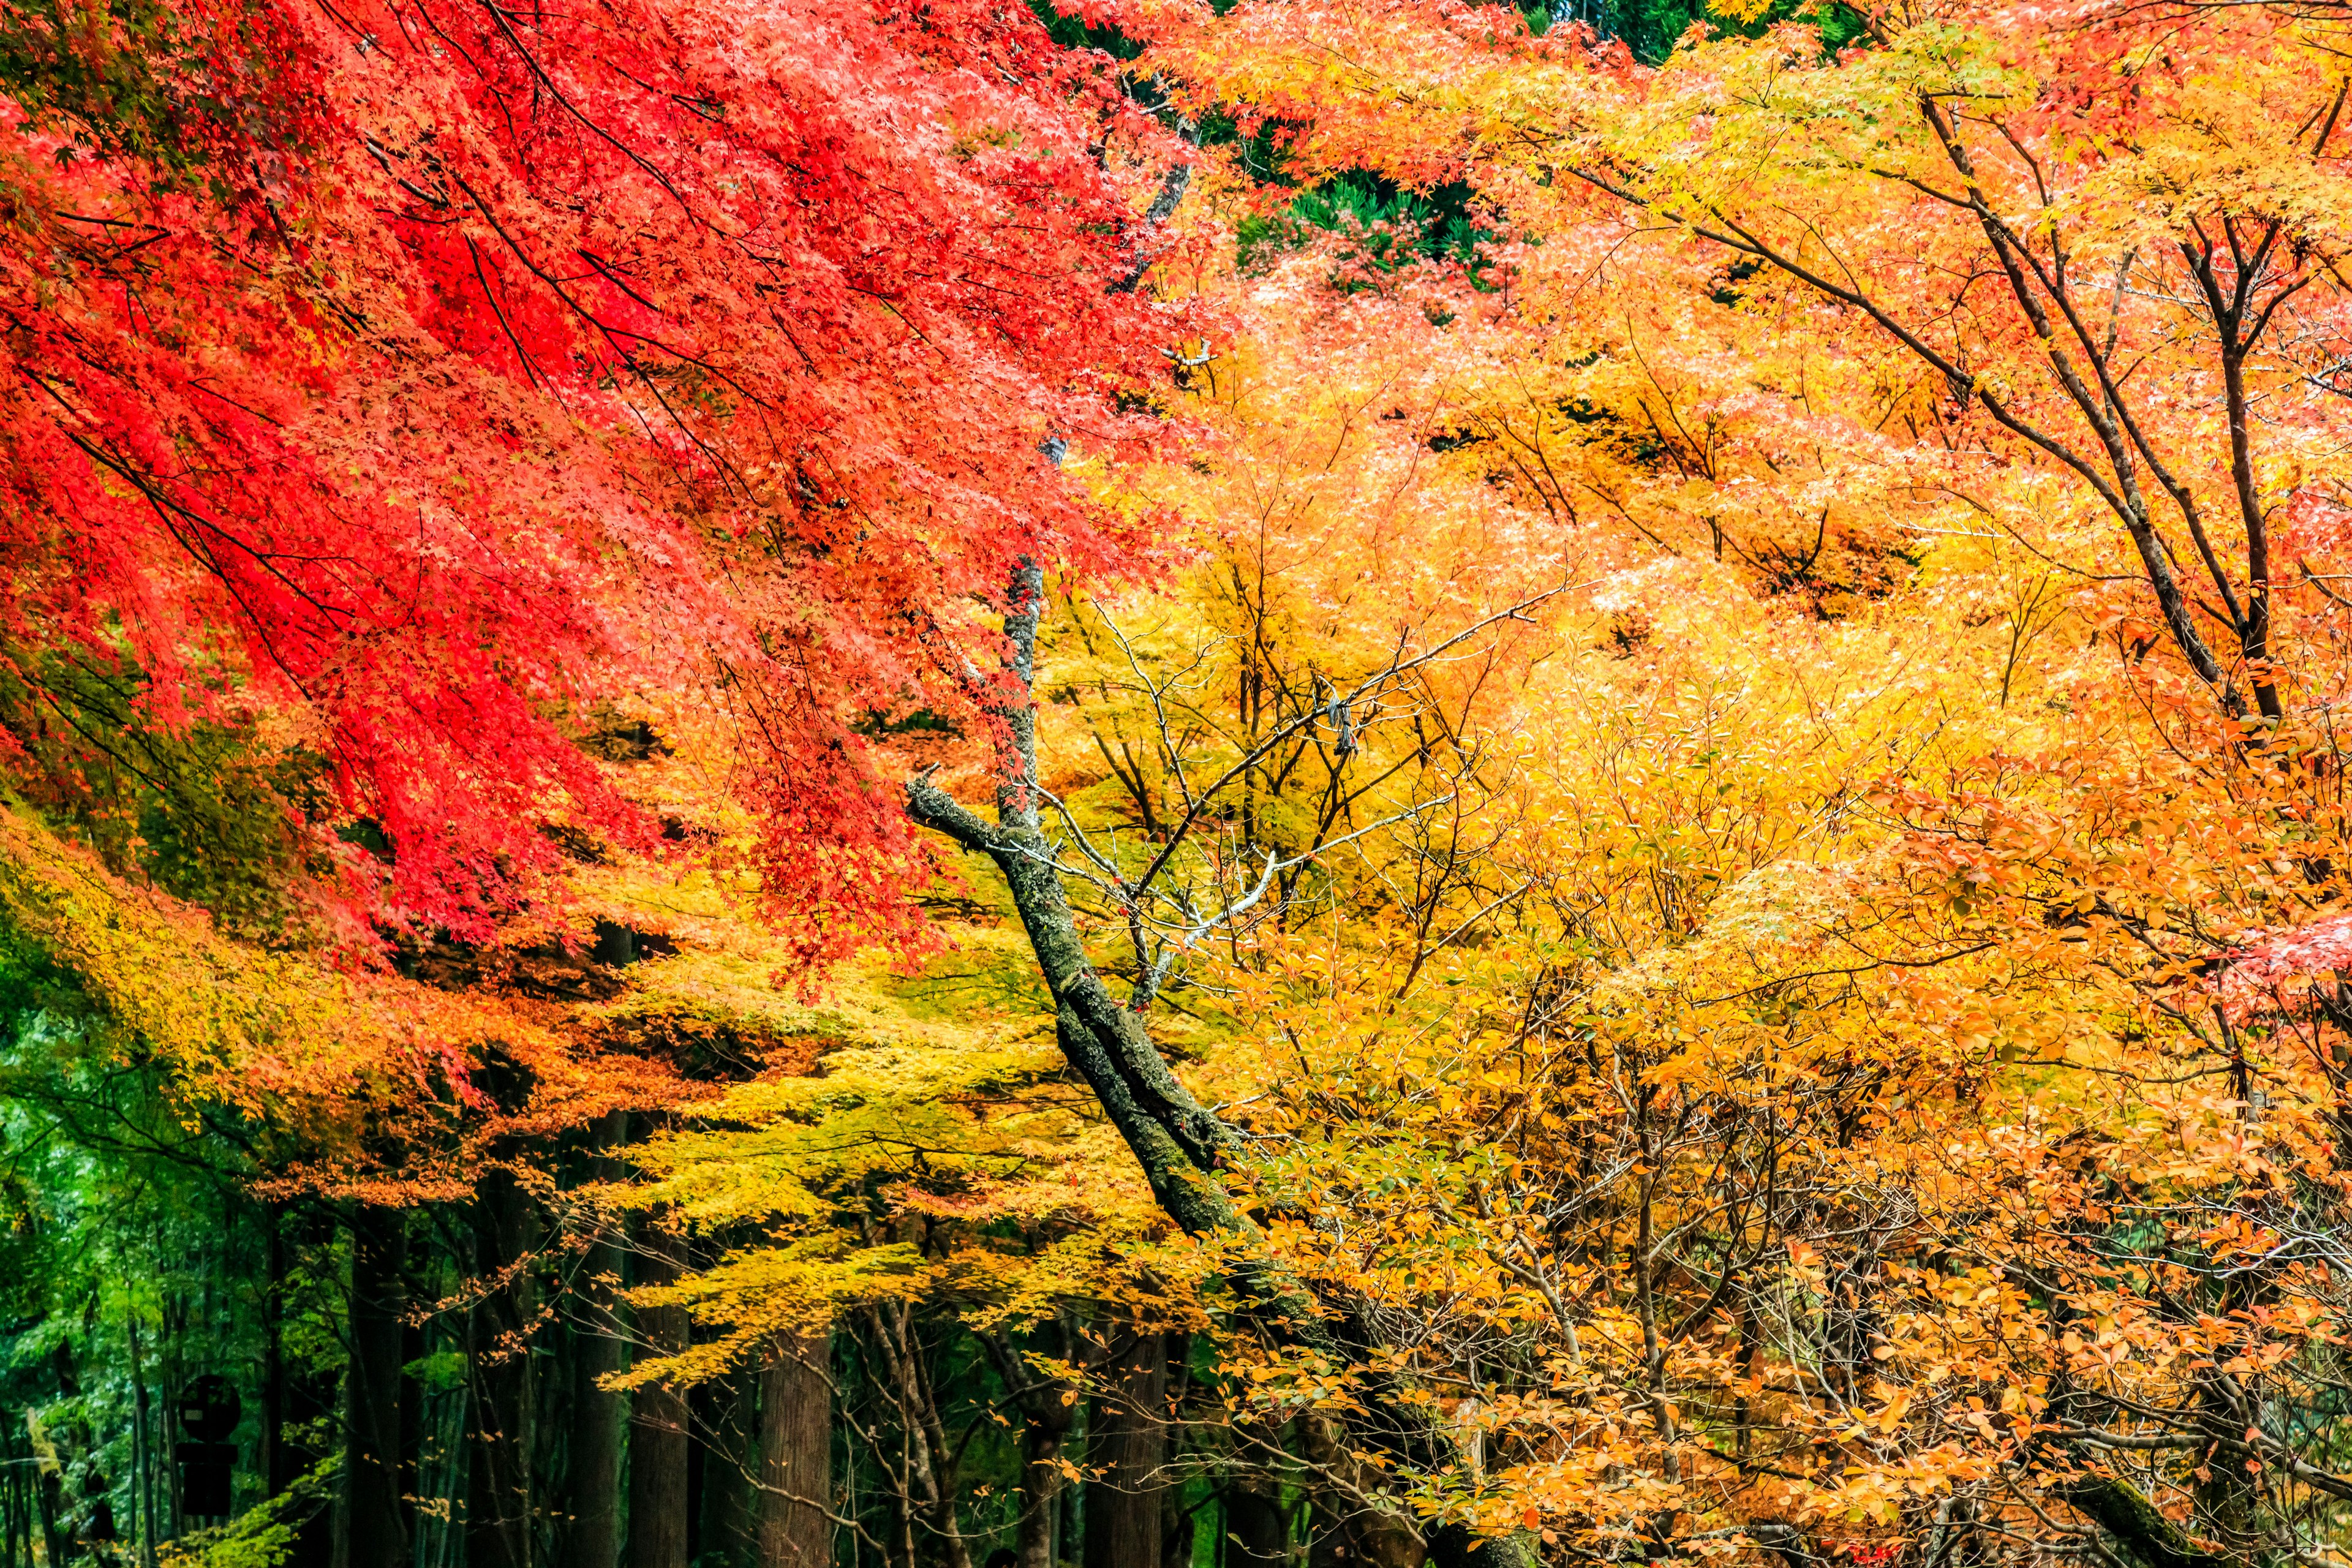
860, 1307, 969, 1568
349, 1209, 410, 1568
1298, 1422, 1420, 1568
1, 1417, 16, 1568
269, 1208, 336, 1568
1161, 1334, 1194, 1568
127, 1317, 157, 1568
1016, 1424, 1061, 1568
4, 1417, 23, 1568
264, 1209, 287, 1501
1221, 1477, 1289, 1568
628, 1218, 690, 1568
687, 1382, 706, 1568
1084, 1333, 1164, 1568
694, 1374, 756, 1568
982, 1324, 1078, 1568
470, 1172, 537, 1568
758, 1332, 831, 1568
564, 1115, 629, 1568
37, 1467, 65, 1568
400, 1268, 425, 1552
1060, 1425, 1082, 1568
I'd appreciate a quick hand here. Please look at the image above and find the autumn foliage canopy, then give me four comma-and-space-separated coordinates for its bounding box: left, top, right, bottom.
0, 0, 1186, 950
13, 0, 2352, 1565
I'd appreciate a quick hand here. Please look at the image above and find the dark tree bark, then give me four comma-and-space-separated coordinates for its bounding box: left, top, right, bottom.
1306, 1506, 1344, 1568
978, 1323, 1077, 1568
398, 1261, 425, 1548
1160, 1334, 1196, 1568
268, 1207, 336, 1568
470, 1171, 537, 1568
1299, 1422, 1420, 1568
1083, 1332, 1165, 1568
1222, 1477, 1291, 1568
694, 1374, 757, 1568
861, 1305, 971, 1568
628, 1216, 690, 1568
263, 1208, 287, 1501
36, 1468, 66, 1568
758, 1333, 831, 1567
347, 1208, 409, 1568
564, 1114, 630, 1568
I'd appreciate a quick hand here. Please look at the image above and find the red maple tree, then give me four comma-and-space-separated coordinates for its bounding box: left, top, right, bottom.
0, 0, 1191, 952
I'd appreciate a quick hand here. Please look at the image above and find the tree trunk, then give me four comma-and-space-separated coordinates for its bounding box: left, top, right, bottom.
1222, 1477, 1290, 1568
758, 1333, 831, 1567
1084, 1333, 1165, 1568
1161, 1334, 1194, 1568
1014, 1403, 1066, 1568
628, 1217, 690, 1568
695, 1374, 757, 1568
470, 1171, 537, 1568
861, 1306, 970, 1568
903, 568, 1529, 1568
981, 1324, 1077, 1568
399, 1268, 426, 1554
269, 1208, 336, 1568
564, 1114, 630, 1568
1298, 1422, 1420, 1568
347, 1208, 409, 1568
687, 1384, 705, 1568
37, 1467, 65, 1568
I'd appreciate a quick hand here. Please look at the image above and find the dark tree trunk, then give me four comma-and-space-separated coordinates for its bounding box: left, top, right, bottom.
981, 1323, 1077, 1568
269, 1207, 336, 1568
1222, 1478, 1290, 1568
263, 1210, 286, 1499
696, 1374, 757, 1568
1016, 1427, 1060, 1568
628, 1218, 690, 1568
36, 1468, 65, 1568
687, 1385, 706, 1568
347, 1208, 410, 1568
399, 1264, 425, 1544
1298, 1423, 1420, 1568
470, 1172, 537, 1568
758, 1333, 831, 1567
564, 1115, 630, 1568
1161, 1335, 1194, 1568
1306, 1504, 1343, 1568
1084, 1333, 1165, 1568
